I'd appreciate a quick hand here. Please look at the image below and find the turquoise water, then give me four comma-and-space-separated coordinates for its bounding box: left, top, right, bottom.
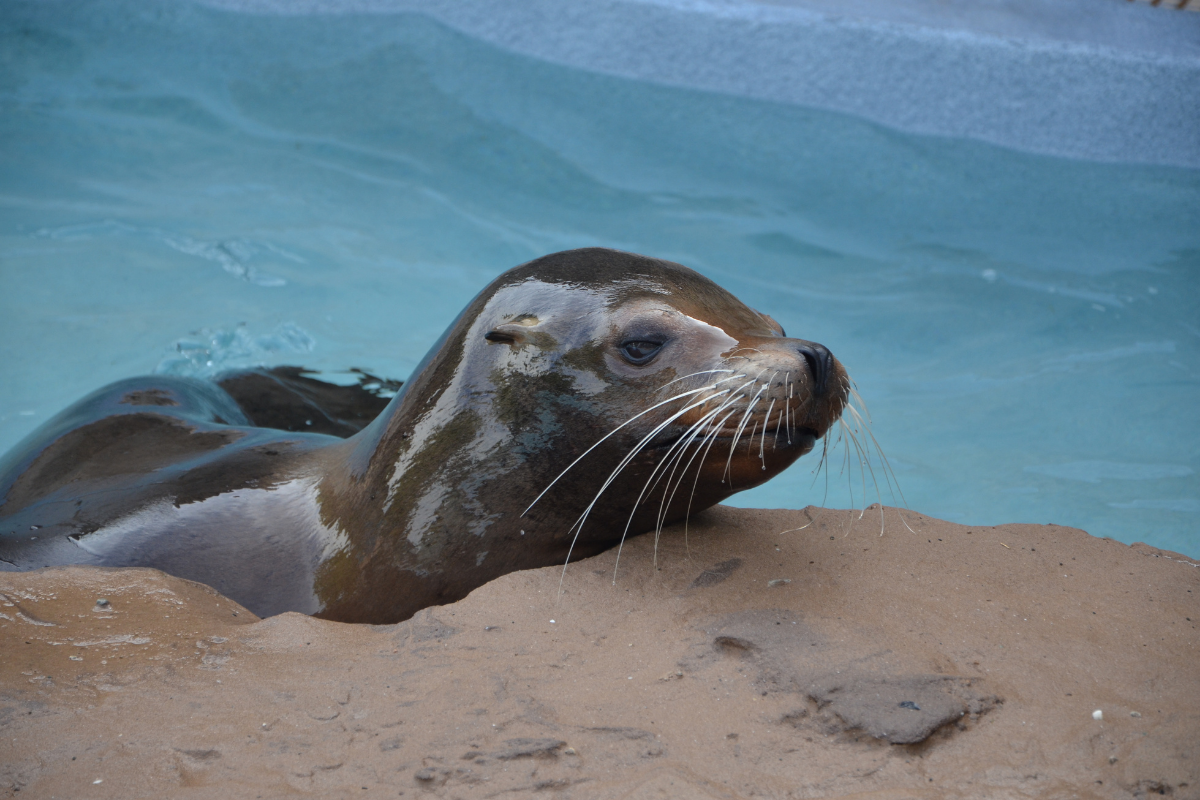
2, 1, 1198, 556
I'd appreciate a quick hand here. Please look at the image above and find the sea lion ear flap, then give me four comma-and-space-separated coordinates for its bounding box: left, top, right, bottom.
484, 326, 524, 345
484, 315, 541, 346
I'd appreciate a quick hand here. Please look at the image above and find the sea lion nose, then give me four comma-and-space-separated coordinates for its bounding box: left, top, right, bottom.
795, 341, 833, 394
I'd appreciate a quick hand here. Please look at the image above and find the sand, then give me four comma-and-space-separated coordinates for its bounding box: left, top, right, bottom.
1, 505, 1197, 799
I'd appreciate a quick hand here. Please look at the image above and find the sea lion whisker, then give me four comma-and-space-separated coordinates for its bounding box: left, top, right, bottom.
638, 402, 729, 514
694, 373, 750, 405
818, 428, 833, 508
672, 402, 744, 554
848, 384, 872, 423
679, 407, 743, 555
689, 372, 759, 487
836, 419, 856, 513
522, 384, 728, 516
780, 506, 822, 534
755, 370, 781, 462
844, 417, 871, 521
653, 421, 716, 540
786, 374, 795, 444
829, 378, 875, 528
845, 394, 913, 524
831, 420, 861, 538
644, 393, 747, 553
630, 406, 728, 568
725, 395, 763, 485
641, 384, 753, 528
761, 397, 777, 465
807, 425, 833, 513
841, 401, 902, 535
590, 388, 731, 505
650, 417, 725, 563
837, 409, 885, 535
558, 389, 735, 584
591, 405, 720, 581
656, 369, 738, 392
719, 369, 769, 462
722, 380, 768, 481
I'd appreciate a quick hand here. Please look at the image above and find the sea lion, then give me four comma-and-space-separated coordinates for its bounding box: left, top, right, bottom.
0, 248, 847, 624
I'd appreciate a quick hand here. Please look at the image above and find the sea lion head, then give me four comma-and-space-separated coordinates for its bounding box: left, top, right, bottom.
373, 248, 845, 537
481, 248, 846, 491
328, 248, 848, 620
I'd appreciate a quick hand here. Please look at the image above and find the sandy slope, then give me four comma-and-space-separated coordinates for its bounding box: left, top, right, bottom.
2, 505, 1197, 799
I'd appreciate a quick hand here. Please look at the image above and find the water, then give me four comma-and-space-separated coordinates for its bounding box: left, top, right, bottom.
2, 1, 1197, 556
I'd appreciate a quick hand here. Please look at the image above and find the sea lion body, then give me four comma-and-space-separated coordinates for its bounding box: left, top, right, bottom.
0, 249, 847, 623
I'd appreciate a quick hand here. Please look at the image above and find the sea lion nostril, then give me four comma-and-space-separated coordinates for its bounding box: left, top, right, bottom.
795, 342, 832, 393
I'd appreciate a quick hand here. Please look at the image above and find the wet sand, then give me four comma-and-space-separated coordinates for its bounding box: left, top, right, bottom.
2, 505, 1197, 799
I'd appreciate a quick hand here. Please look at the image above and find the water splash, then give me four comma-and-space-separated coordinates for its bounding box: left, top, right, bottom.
155, 323, 316, 377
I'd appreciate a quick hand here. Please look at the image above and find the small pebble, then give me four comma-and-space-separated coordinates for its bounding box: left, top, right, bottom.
767, 579, 791, 587
1092, 709, 1103, 721
95, 599, 110, 608
1130, 711, 1141, 718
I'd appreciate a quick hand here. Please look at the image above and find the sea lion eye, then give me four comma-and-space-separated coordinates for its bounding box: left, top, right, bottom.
620, 340, 663, 365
